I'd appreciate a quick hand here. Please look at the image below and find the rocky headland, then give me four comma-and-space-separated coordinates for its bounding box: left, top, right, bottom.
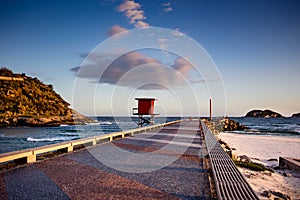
0, 67, 95, 127
291, 113, 300, 118
245, 109, 283, 118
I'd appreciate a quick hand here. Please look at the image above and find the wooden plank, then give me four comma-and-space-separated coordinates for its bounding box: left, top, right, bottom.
33, 142, 71, 155
0, 150, 33, 163
71, 138, 96, 146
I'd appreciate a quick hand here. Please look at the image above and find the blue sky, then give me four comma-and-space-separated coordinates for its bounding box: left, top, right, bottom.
0, 0, 299, 117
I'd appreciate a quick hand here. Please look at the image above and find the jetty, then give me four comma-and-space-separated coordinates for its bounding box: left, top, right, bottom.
0, 119, 258, 199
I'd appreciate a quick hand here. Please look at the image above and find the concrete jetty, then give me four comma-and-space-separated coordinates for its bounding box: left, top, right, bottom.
0, 120, 212, 199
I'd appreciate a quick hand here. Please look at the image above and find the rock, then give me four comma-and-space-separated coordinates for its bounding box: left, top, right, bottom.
238, 155, 252, 163
273, 166, 281, 170
283, 172, 292, 177
271, 190, 292, 200
245, 109, 284, 118
221, 118, 248, 131
231, 152, 239, 161
261, 190, 272, 198
291, 112, 300, 118
268, 158, 278, 161
262, 190, 292, 200
263, 171, 272, 176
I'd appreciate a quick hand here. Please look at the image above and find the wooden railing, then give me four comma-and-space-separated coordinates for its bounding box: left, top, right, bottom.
0, 119, 184, 165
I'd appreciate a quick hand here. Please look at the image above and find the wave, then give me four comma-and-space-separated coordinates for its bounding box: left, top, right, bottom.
60, 124, 69, 127
27, 136, 79, 142
58, 133, 79, 137
232, 129, 300, 136
86, 122, 101, 125
99, 121, 113, 125
85, 121, 114, 125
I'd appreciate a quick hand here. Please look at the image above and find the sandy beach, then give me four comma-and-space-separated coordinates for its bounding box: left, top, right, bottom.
219, 132, 300, 199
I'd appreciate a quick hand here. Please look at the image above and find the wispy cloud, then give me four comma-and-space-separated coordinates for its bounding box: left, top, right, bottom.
162, 2, 173, 12
117, 0, 150, 28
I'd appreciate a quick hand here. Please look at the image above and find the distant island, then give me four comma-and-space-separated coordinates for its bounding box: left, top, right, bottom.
245, 109, 283, 118
0, 67, 95, 127
291, 113, 300, 118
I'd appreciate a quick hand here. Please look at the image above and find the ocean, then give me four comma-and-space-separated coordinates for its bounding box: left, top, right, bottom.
230, 117, 300, 137
0, 116, 181, 154
0, 117, 299, 154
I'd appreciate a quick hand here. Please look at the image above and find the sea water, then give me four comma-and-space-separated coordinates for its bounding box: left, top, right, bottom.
0, 116, 181, 154
229, 117, 300, 137
0, 117, 299, 154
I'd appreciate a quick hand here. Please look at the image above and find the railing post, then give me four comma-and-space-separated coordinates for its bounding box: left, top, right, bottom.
27, 153, 36, 163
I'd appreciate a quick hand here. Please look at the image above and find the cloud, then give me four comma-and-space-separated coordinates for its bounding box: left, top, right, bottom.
172, 57, 194, 77
71, 51, 198, 90
72, 51, 160, 83
125, 9, 145, 23
173, 28, 184, 37
107, 25, 128, 36
158, 38, 168, 50
135, 21, 150, 28
117, 0, 140, 11
117, 0, 150, 28
162, 2, 173, 12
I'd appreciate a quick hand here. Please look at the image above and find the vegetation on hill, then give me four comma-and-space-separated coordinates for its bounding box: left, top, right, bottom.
0, 68, 70, 117
0, 67, 93, 126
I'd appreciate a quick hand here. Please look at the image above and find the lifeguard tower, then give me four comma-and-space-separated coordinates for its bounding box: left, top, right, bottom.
133, 98, 159, 127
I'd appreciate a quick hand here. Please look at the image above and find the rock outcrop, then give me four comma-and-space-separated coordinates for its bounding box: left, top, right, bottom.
291, 112, 300, 118
0, 67, 94, 127
245, 109, 283, 118
202, 118, 248, 134
221, 118, 248, 131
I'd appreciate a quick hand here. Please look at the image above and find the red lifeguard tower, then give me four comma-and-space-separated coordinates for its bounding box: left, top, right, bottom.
133, 98, 158, 127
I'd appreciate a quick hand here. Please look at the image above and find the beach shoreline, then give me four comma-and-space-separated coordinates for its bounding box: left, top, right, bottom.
219, 132, 300, 199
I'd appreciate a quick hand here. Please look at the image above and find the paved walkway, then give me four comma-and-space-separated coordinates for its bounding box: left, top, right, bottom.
0, 121, 211, 199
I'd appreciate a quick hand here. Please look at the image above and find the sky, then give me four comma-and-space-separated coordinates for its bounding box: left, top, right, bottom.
0, 0, 299, 117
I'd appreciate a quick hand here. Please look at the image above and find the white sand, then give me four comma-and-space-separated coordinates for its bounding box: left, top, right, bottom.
219, 132, 300, 199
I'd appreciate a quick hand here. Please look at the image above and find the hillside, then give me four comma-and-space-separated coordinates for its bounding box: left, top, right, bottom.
245, 109, 283, 118
0, 67, 94, 127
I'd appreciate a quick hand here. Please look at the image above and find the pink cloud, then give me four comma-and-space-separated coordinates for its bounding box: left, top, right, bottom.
135, 21, 150, 28
107, 25, 128, 36
172, 57, 194, 77
126, 10, 146, 23
117, 0, 150, 28
117, 0, 140, 12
